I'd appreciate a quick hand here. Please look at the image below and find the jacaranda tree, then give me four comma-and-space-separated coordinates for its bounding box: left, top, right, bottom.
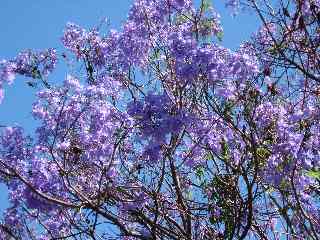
0, 0, 320, 239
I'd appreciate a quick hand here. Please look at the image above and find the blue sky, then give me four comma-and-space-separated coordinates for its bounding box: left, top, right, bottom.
0, 0, 260, 218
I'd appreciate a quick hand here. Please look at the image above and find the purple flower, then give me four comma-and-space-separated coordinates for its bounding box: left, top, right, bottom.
0, 60, 16, 84
0, 89, 4, 104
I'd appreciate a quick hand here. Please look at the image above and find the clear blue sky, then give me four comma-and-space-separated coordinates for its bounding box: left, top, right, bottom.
0, 0, 260, 217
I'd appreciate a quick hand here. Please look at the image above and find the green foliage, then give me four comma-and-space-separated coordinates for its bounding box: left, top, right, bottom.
306, 170, 320, 180
196, 166, 205, 178
175, 13, 193, 25
256, 146, 270, 167
195, 166, 207, 186
200, 0, 212, 12
205, 152, 214, 161
216, 31, 224, 41
210, 175, 237, 238
221, 139, 230, 161
31, 67, 41, 79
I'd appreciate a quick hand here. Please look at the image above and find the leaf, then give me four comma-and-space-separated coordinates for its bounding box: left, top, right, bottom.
257, 147, 270, 161
223, 101, 233, 116
201, 0, 212, 12
205, 152, 213, 161
266, 186, 274, 194
209, 215, 216, 224
306, 170, 320, 180
26, 81, 37, 88
185, 190, 193, 200
201, 19, 213, 30
175, 13, 193, 25
150, 49, 161, 61
195, 166, 205, 179
216, 31, 224, 41
221, 140, 230, 161
31, 67, 41, 79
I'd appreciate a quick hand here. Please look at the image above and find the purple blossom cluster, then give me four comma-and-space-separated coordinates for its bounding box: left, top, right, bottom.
127, 93, 188, 142
62, 23, 108, 68
0, 48, 57, 102
300, 0, 320, 18
0, 60, 16, 103
13, 49, 57, 78
127, 92, 190, 162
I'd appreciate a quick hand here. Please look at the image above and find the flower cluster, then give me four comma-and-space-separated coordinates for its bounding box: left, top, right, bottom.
0, 48, 57, 103
127, 92, 190, 162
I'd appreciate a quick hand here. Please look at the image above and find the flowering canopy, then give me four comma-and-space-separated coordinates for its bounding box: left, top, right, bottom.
0, 0, 320, 239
